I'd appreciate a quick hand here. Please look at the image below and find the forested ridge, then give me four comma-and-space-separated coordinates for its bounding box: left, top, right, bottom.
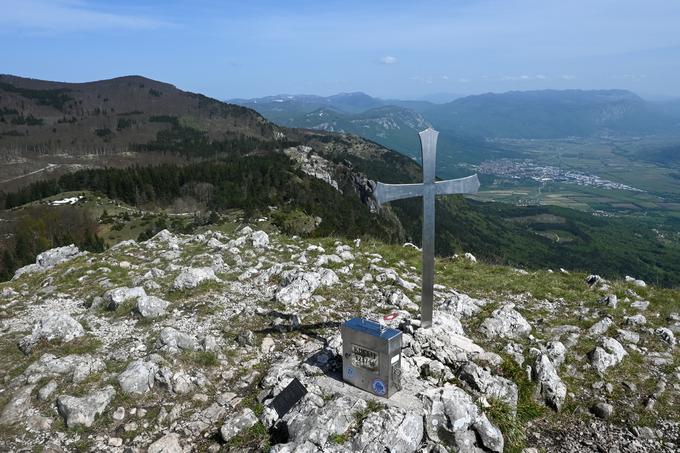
3, 153, 680, 287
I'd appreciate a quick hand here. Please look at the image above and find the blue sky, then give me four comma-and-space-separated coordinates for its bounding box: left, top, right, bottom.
1, 0, 679, 100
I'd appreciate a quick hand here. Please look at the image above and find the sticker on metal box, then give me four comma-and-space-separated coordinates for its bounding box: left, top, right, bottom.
351, 344, 379, 372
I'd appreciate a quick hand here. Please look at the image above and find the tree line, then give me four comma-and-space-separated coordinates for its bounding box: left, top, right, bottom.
0, 206, 104, 281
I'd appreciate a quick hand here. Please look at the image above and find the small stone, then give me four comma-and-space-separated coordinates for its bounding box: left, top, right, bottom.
655, 327, 676, 348
237, 330, 254, 346
590, 402, 613, 419
250, 230, 270, 248
113, 407, 125, 421
588, 317, 613, 337
588, 337, 627, 374
532, 354, 567, 410
118, 360, 159, 394
220, 408, 259, 442
637, 426, 656, 439
156, 327, 198, 353
148, 432, 183, 453
18, 312, 85, 354
479, 304, 531, 340
617, 329, 640, 344
261, 336, 275, 354
600, 294, 618, 308
625, 314, 646, 326
136, 295, 169, 318
56, 386, 116, 428
172, 267, 218, 290
103, 286, 147, 310
108, 437, 123, 447
631, 300, 650, 310
38, 381, 58, 401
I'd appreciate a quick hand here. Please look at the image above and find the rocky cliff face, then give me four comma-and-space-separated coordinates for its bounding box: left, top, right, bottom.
0, 223, 678, 452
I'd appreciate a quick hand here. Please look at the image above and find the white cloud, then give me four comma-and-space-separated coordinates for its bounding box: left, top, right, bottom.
612, 74, 647, 80
380, 55, 398, 65
501, 74, 550, 81
561, 75, 576, 80
0, 0, 173, 33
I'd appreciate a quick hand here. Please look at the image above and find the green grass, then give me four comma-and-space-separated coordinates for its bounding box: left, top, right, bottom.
353, 399, 386, 427
29, 335, 102, 357
179, 350, 219, 368
328, 432, 349, 444
484, 357, 547, 453
166, 279, 224, 302
225, 422, 270, 451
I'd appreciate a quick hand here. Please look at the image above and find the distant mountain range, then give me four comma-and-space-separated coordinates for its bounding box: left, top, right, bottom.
233, 89, 680, 146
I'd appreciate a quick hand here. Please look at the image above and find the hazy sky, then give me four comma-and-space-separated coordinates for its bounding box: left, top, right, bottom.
2, 0, 679, 100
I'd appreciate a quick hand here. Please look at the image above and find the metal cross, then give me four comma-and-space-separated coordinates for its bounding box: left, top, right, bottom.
372, 128, 480, 328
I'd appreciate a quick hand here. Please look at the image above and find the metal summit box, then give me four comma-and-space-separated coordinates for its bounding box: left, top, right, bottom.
341, 317, 402, 398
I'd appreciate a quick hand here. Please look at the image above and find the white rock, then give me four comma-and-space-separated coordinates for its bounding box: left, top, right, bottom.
38, 381, 58, 401
588, 317, 613, 337
118, 360, 159, 394
19, 312, 85, 353
441, 291, 488, 318
617, 329, 640, 345
104, 286, 147, 310
319, 268, 340, 286
545, 341, 566, 368
532, 354, 567, 410
421, 384, 502, 451
625, 314, 647, 326
261, 336, 276, 354
13, 245, 81, 279
220, 408, 258, 442
18, 354, 104, 385
655, 328, 676, 348
479, 304, 531, 340
172, 267, 218, 290
458, 361, 518, 411
156, 327, 198, 353
56, 386, 116, 428
276, 271, 323, 304
631, 300, 650, 310
250, 230, 270, 248
148, 432, 183, 453
599, 294, 618, 308
136, 295, 169, 318
351, 407, 424, 453
588, 337, 627, 374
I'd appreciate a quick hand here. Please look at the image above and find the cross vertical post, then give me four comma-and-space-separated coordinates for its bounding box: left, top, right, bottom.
371, 128, 480, 328
419, 129, 437, 328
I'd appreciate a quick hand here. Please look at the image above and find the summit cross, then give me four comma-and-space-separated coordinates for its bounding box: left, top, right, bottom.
372, 127, 480, 328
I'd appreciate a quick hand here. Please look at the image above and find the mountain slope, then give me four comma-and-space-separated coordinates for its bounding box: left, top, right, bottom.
426, 89, 679, 138
0, 74, 280, 157
0, 222, 678, 452
231, 93, 518, 165
231, 94, 433, 158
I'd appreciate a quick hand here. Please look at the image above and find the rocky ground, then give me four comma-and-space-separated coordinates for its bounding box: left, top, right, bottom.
0, 222, 678, 452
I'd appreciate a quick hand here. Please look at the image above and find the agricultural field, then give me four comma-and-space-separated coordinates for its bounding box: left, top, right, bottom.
467, 136, 680, 224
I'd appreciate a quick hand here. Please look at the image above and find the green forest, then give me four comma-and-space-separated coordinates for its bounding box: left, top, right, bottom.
2, 150, 679, 286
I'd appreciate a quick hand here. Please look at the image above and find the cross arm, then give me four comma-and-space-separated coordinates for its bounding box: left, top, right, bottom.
372, 182, 424, 206
435, 174, 480, 195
